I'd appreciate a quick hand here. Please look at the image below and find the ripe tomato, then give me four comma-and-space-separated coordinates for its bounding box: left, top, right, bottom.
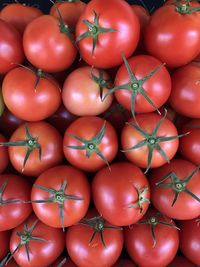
0, 230, 10, 260
145, 2, 200, 67
76, 0, 140, 68
62, 66, 113, 116
0, 3, 43, 35
0, 174, 32, 231
0, 122, 63, 176
124, 209, 179, 267
63, 116, 118, 172
167, 255, 196, 267
9, 214, 65, 267
0, 133, 9, 174
150, 159, 200, 220
23, 15, 77, 72
31, 165, 90, 230
179, 218, 200, 266
92, 162, 150, 226
112, 258, 137, 267
0, 19, 24, 74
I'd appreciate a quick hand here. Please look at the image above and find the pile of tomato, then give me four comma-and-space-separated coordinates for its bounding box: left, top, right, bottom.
0, 0, 200, 266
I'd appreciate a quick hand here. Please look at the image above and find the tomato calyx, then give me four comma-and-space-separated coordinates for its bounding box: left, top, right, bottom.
79, 215, 122, 248
0, 124, 42, 173
31, 180, 83, 231
5, 220, 48, 264
175, 0, 200, 14
103, 103, 127, 119
76, 10, 118, 56
155, 165, 200, 206
103, 53, 164, 119
128, 186, 150, 213
122, 111, 189, 173
65, 120, 110, 169
0, 89, 5, 117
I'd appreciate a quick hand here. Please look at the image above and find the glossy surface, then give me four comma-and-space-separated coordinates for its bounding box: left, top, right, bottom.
0, 133, 9, 174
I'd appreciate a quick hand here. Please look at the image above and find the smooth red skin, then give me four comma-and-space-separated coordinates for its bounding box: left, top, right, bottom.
63, 117, 118, 172
145, 4, 200, 68
150, 159, 200, 220
23, 15, 77, 73
0, 3, 43, 35
66, 221, 123, 267
169, 62, 200, 118
8, 122, 63, 176
121, 113, 179, 169
10, 215, 65, 267
76, 0, 140, 69
62, 66, 113, 116
0, 174, 32, 231
167, 255, 196, 267
114, 55, 171, 113
125, 213, 179, 267
92, 162, 150, 226
179, 218, 200, 265
52, 256, 77, 267
0, 230, 10, 260
2, 67, 61, 121
112, 258, 137, 267
0, 19, 24, 74
31, 165, 90, 228
0, 134, 9, 174
179, 119, 200, 165
50, 1, 86, 27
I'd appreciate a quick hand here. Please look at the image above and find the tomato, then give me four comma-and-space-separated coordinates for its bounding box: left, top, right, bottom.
9, 214, 65, 267
0, 133, 9, 174
0, 174, 32, 231
121, 112, 182, 173
0, 3, 43, 35
23, 15, 77, 73
31, 165, 90, 230
92, 162, 150, 226
124, 209, 179, 267
145, 2, 200, 67
63, 116, 118, 172
62, 66, 113, 116
50, 0, 86, 27
76, 0, 140, 68
0, 19, 24, 74
0, 88, 5, 116
179, 218, 200, 266
52, 256, 77, 267
167, 255, 196, 267
169, 62, 200, 118
66, 212, 123, 267
112, 258, 137, 267
0, 122, 63, 176
0, 230, 10, 260
149, 159, 200, 220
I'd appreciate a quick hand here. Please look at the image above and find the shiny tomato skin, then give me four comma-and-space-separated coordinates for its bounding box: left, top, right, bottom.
112, 258, 137, 267
145, 4, 200, 68
114, 55, 171, 113
31, 165, 90, 229
2, 67, 61, 121
0, 133, 9, 174
0, 230, 10, 260
0, 19, 24, 74
10, 215, 65, 267
92, 162, 150, 226
8, 122, 63, 176
63, 117, 118, 172
62, 66, 113, 116
23, 15, 77, 73
167, 255, 196, 267
0, 174, 32, 231
76, 0, 140, 68
150, 159, 200, 220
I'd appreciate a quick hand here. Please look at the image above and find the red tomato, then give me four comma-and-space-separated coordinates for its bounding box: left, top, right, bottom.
0, 174, 32, 231
63, 116, 118, 172
150, 159, 200, 220
23, 15, 77, 72
125, 210, 179, 267
179, 218, 200, 266
112, 258, 137, 267
62, 66, 113, 116
76, 0, 140, 68
31, 165, 90, 230
0, 3, 43, 35
145, 2, 200, 67
2, 66, 61, 121
0, 133, 9, 174
9, 214, 65, 267
0, 19, 24, 74
0, 230, 10, 260
167, 255, 196, 267
92, 162, 150, 226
